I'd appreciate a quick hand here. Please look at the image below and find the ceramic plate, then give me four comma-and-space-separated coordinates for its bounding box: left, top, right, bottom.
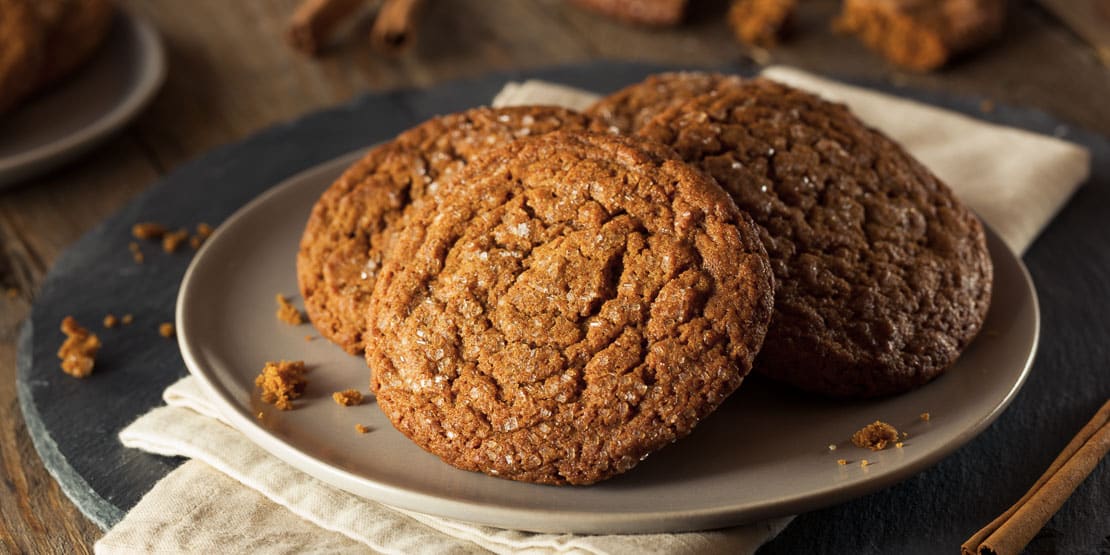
177, 152, 1039, 534
0, 10, 166, 188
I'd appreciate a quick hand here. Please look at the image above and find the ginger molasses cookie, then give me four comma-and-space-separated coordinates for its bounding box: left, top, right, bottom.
366, 131, 774, 485
297, 106, 589, 354
639, 78, 992, 398
33, 0, 115, 88
585, 71, 744, 135
0, 0, 44, 115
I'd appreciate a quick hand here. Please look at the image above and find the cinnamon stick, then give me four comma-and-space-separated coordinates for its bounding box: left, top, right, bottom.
287, 0, 367, 56
370, 0, 424, 53
962, 398, 1110, 555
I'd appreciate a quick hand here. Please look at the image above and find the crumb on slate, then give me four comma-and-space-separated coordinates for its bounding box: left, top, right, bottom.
58, 316, 101, 378
355, 424, 371, 434
121, 314, 134, 325
190, 223, 214, 249
851, 421, 900, 451
333, 389, 363, 406
255, 360, 308, 411
159, 322, 175, 338
162, 228, 189, 253
103, 314, 118, 328
132, 222, 167, 240
129, 242, 144, 264
276, 294, 305, 325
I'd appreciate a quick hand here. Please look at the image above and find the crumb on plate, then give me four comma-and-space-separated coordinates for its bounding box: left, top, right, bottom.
255, 360, 307, 411
851, 420, 900, 451
333, 389, 363, 406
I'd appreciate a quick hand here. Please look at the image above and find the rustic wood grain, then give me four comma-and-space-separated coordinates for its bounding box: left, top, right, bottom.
1, 0, 1108, 551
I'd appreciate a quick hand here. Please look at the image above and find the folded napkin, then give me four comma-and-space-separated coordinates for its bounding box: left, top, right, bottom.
96, 68, 1091, 555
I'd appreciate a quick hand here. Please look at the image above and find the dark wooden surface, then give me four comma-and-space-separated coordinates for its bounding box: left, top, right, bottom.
2, 0, 1109, 552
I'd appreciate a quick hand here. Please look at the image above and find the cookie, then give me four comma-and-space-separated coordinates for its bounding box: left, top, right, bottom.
728, 0, 797, 48
297, 106, 590, 354
366, 131, 774, 485
835, 0, 1006, 72
638, 78, 992, 398
0, 0, 44, 115
585, 71, 744, 135
33, 0, 115, 88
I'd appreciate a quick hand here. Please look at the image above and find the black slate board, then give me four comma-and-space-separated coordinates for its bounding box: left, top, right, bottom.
17, 61, 1110, 553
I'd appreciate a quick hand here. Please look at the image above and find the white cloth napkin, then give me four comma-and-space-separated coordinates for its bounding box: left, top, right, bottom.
96, 68, 1091, 555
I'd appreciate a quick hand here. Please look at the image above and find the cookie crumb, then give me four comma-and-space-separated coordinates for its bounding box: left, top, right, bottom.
129, 242, 144, 264
132, 222, 167, 240
255, 360, 308, 411
58, 317, 101, 378
103, 314, 118, 328
860, 459, 871, 467
121, 314, 134, 325
162, 229, 189, 253
895, 441, 904, 448
304, 335, 315, 341
851, 420, 900, 451
837, 458, 848, 465
190, 223, 214, 249
355, 424, 371, 434
159, 322, 175, 338
828, 444, 837, 451
257, 411, 264, 420
920, 412, 931, 422
332, 389, 363, 406
276, 294, 305, 325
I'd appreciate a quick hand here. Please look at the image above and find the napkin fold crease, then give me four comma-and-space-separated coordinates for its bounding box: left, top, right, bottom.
96, 66, 1091, 555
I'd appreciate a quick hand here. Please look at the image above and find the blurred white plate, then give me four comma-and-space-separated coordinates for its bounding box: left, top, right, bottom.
0, 10, 165, 188
177, 152, 1039, 534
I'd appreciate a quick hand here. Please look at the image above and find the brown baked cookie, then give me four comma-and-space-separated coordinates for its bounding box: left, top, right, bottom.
728, 0, 797, 48
0, 0, 44, 115
639, 78, 992, 398
33, 0, 115, 88
366, 131, 774, 485
297, 106, 590, 355
835, 0, 1006, 72
585, 72, 744, 135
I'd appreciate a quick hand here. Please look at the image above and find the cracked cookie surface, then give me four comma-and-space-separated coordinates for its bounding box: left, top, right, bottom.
639, 78, 993, 398
366, 131, 774, 485
586, 71, 744, 135
297, 106, 590, 354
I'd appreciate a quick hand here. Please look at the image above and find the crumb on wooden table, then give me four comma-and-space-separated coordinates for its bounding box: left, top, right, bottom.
355, 424, 371, 434
276, 294, 305, 325
159, 322, 175, 338
132, 222, 167, 240
255, 360, 308, 411
103, 314, 118, 328
851, 420, 900, 451
122, 314, 134, 325
190, 222, 214, 249
57, 317, 101, 378
129, 242, 144, 264
332, 389, 363, 406
162, 228, 190, 253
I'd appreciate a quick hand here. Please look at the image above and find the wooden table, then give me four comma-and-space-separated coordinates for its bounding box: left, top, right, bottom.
2, 0, 1108, 552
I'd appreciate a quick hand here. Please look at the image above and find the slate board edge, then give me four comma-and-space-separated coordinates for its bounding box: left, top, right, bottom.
16, 322, 124, 530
